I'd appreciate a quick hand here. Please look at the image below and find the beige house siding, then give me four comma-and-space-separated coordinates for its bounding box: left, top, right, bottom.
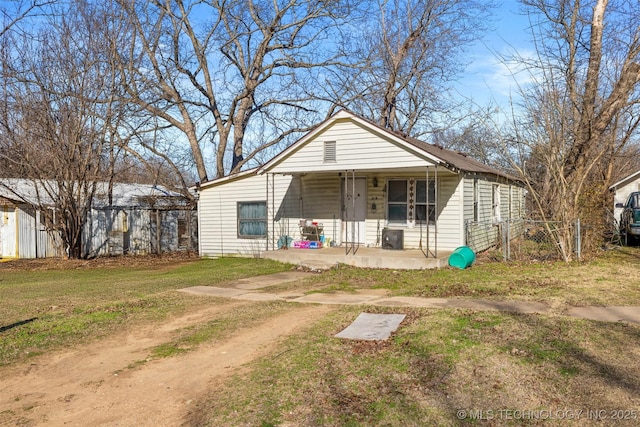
463, 178, 527, 252
198, 173, 298, 257
198, 169, 472, 255
462, 177, 475, 221
267, 120, 434, 174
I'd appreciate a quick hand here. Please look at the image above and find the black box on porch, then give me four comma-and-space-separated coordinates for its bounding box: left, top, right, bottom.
382, 229, 403, 250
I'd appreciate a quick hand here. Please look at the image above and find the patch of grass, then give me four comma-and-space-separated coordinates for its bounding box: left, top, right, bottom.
193, 306, 640, 426
0, 258, 291, 366
3, 248, 640, 426
306, 281, 358, 294
294, 247, 640, 307
148, 301, 293, 360
194, 307, 506, 426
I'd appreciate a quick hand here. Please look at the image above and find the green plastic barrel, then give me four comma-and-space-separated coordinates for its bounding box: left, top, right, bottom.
448, 246, 476, 269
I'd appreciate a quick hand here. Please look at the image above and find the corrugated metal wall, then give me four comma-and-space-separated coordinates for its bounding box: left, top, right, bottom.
84, 208, 197, 258
3, 201, 196, 259
16, 207, 63, 258
149, 209, 198, 254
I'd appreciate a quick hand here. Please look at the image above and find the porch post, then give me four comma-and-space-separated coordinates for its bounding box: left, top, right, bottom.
424, 165, 439, 259
435, 165, 438, 258
344, 170, 348, 255
270, 173, 276, 251
352, 170, 356, 252
426, 166, 430, 257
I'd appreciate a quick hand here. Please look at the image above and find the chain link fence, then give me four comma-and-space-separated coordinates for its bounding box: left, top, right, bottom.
465, 218, 582, 262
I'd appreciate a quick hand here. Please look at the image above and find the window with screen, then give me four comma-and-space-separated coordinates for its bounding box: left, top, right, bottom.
238, 201, 267, 238
386, 179, 435, 224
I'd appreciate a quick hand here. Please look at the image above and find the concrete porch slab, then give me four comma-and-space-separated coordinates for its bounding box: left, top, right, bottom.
263, 247, 450, 270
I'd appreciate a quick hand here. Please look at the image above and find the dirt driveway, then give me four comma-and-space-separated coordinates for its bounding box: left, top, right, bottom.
0, 301, 333, 427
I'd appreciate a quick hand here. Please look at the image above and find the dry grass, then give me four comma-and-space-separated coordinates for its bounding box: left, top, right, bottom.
194, 307, 640, 426
267, 246, 640, 308
2, 248, 640, 426
0, 256, 291, 366
189, 247, 640, 426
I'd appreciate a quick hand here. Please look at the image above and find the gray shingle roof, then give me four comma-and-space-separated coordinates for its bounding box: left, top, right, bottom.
356, 111, 519, 181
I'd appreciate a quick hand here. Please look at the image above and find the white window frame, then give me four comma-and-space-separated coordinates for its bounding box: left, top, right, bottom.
386, 179, 435, 225
237, 201, 267, 238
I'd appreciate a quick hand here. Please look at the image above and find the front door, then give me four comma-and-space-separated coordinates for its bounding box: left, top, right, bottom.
342, 177, 366, 244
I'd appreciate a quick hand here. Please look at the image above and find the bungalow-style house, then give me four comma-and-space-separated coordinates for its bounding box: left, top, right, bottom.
197, 110, 525, 268
609, 170, 640, 225
0, 179, 197, 259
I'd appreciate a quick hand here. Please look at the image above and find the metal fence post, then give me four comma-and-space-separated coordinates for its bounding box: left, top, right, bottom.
575, 218, 581, 260
506, 218, 511, 261
464, 219, 469, 247
500, 221, 506, 261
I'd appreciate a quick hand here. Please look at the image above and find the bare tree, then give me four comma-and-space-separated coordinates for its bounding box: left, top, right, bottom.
0, 2, 127, 258
114, 0, 358, 180
502, 0, 640, 257
0, 0, 54, 37
433, 119, 513, 171
325, 0, 494, 137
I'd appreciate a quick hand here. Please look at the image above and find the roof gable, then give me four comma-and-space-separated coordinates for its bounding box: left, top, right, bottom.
610, 170, 640, 191
259, 110, 443, 174
258, 110, 517, 182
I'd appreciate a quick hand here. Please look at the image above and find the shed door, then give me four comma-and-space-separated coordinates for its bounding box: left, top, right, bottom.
1, 206, 16, 257
342, 177, 366, 244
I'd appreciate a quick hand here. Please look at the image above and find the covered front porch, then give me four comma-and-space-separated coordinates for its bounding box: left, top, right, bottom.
263, 246, 452, 270
265, 166, 459, 258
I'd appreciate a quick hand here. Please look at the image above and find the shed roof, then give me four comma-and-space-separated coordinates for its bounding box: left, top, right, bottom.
0, 179, 189, 208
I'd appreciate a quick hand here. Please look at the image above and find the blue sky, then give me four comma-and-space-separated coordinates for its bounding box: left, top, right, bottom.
455, 2, 535, 108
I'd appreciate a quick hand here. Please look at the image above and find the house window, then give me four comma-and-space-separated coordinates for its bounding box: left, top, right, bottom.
387, 180, 408, 222
238, 201, 267, 238
387, 179, 435, 224
323, 141, 336, 162
492, 184, 501, 222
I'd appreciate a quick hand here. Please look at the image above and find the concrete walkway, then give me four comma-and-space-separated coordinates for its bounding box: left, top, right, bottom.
178, 272, 640, 325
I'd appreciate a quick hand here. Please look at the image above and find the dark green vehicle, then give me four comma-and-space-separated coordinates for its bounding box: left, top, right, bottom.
617, 191, 640, 245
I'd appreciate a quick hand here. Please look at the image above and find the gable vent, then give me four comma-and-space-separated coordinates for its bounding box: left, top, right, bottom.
323, 141, 337, 163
